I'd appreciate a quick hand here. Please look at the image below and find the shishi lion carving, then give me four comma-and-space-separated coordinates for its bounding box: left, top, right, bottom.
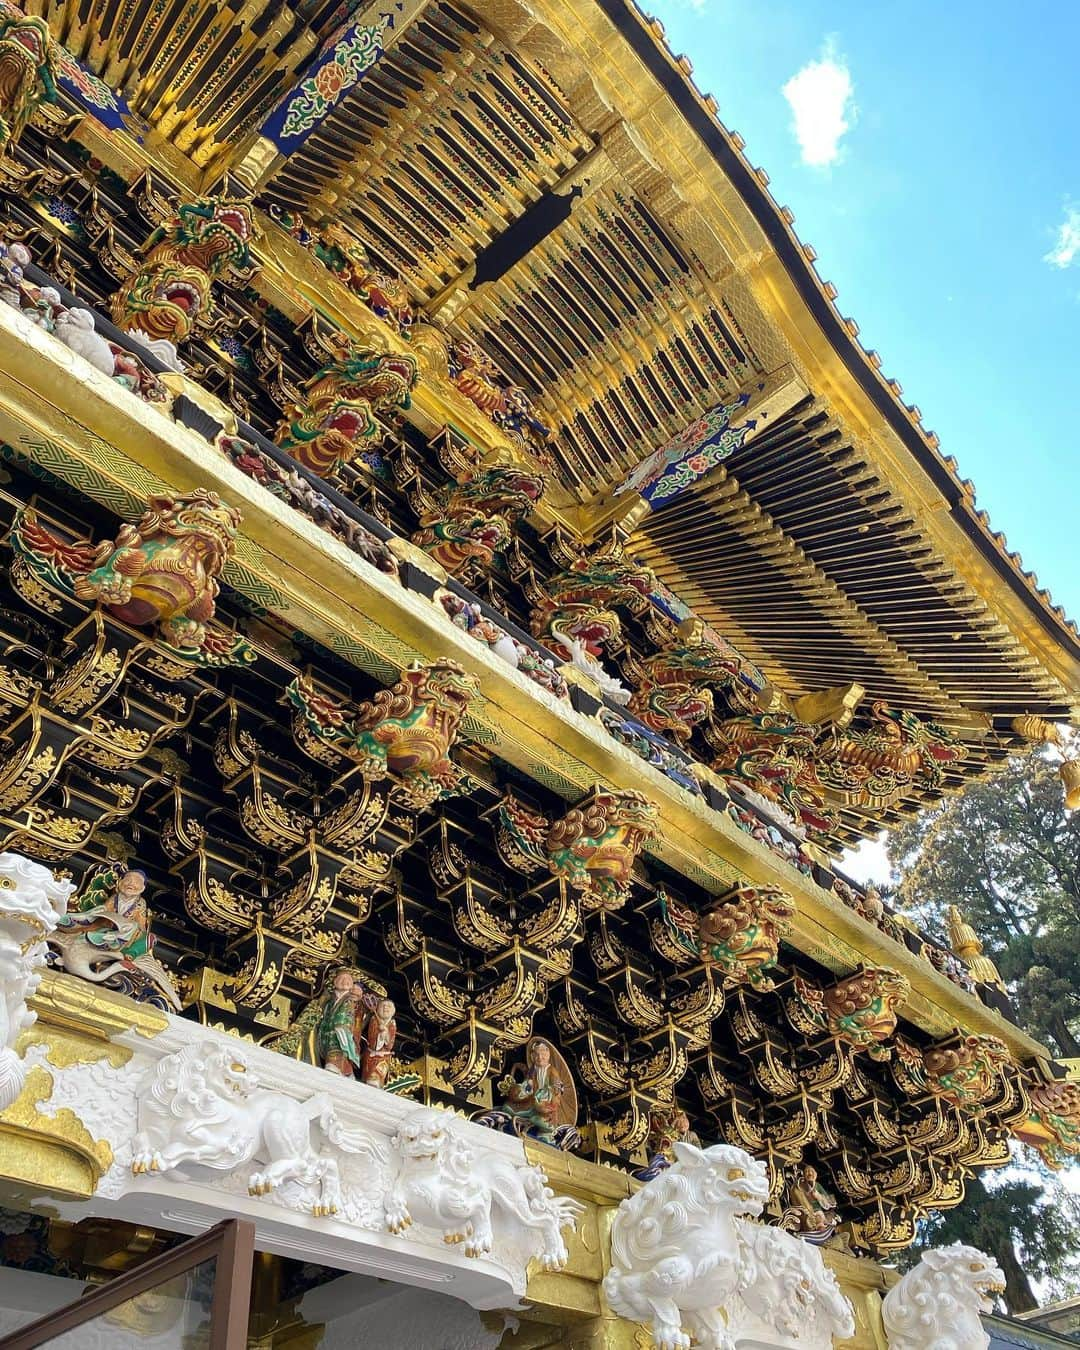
0, 852, 73, 1110
385, 1108, 583, 1270
603, 1140, 854, 1350
131, 1041, 386, 1216
882, 1243, 1005, 1350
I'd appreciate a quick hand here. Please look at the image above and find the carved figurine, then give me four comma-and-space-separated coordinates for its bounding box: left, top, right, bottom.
413, 465, 545, 575
0, 852, 73, 1110
48, 867, 182, 1012
386, 1107, 583, 1268
634, 1106, 701, 1181
604, 1140, 854, 1350
287, 659, 479, 808
494, 785, 658, 910
273, 968, 404, 1091
311, 221, 415, 333
882, 1244, 1005, 1350
654, 884, 794, 990
782, 1164, 839, 1242
0, 13, 58, 160
1015, 1079, 1080, 1169
447, 337, 552, 455
530, 548, 655, 663
0, 239, 30, 306
131, 1040, 386, 1216
10, 491, 244, 657
438, 591, 521, 668
626, 620, 746, 743
362, 994, 397, 1089
477, 1037, 580, 1151
277, 347, 418, 477
111, 198, 254, 358
316, 966, 370, 1076
53, 307, 117, 376
788, 967, 910, 1060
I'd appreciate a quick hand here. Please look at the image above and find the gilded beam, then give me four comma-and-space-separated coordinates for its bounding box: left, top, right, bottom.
0, 306, 1048, 1061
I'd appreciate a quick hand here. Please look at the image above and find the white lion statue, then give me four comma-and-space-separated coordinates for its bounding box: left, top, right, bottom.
883, 1243, 1005, 1350
603, 1141, 854, 1350
131, 1040, 386, 1215
0, 852, 74, 1110
385, 1107, 584, 1270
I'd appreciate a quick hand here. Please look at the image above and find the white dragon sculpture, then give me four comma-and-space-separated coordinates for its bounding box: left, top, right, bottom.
603, 1140, 854, 1350
882, 1243, 1005, 1350
131, 1040, 386, 1216
385, 1107, 584, 1270
0, 852, 73, 1110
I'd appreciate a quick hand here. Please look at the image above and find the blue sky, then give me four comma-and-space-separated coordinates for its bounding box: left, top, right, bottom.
649, 0, 1080, 621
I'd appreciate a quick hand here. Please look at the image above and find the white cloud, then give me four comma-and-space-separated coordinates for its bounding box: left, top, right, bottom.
782, 39, 856, 168
1045, 204, 1080, 269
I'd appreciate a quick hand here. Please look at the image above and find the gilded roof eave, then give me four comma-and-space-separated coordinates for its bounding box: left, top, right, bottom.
475, 0, 1080, 698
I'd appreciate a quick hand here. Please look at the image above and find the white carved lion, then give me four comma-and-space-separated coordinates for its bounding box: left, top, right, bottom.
882, 1243, 1005, 1350
603, 1141, 854, 1350
0, 852, 73, 1110
385, 1107, 584, 1270
131, 1040, 386, 1216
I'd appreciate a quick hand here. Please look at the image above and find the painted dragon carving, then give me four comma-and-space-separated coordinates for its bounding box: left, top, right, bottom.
530, 549, 656, 663
882, 1243, 1005, 1350
111, 198, 254, 353
625, 621, 748, 743
604, 1140, 854, 1350
0, 13, 57, 159
412, 465, 545, 576
9, 491, 248, 661
710, 700, 965, 831
385, 1107, 583, 1269
277, 347, 418, 477
494, 785, 658, 910
287, 659, 478, 808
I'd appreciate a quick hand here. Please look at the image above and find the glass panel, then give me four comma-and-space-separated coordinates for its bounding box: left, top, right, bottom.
37, 1258, 217, 1350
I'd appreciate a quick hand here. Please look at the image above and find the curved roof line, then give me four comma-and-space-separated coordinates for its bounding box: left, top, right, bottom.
598, 0, 1080, 666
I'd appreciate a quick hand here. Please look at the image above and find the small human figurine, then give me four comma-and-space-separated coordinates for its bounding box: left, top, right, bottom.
862, 885, 885, 924
49, 867, 181, 1011
785, 1164, 838, 1241
315, 967, 367, 1076
0, 240, 29, 308
272, 968, 407, 1090
635, 1106, 702, 1181
482, 1036, 581, 1150
361, 995, 397, 1088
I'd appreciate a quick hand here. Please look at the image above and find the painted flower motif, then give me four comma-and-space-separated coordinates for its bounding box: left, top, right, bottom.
314, 60, 346, 101
686, 454, 708, 472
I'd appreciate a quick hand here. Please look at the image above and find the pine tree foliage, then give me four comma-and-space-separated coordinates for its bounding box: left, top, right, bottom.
886, 735, 1080, 1313
888, 739, 1080, 1056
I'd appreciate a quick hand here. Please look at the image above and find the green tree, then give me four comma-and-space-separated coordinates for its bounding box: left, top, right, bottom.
907, 1171, 1080, 1313
887, 741, 1080, 1056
